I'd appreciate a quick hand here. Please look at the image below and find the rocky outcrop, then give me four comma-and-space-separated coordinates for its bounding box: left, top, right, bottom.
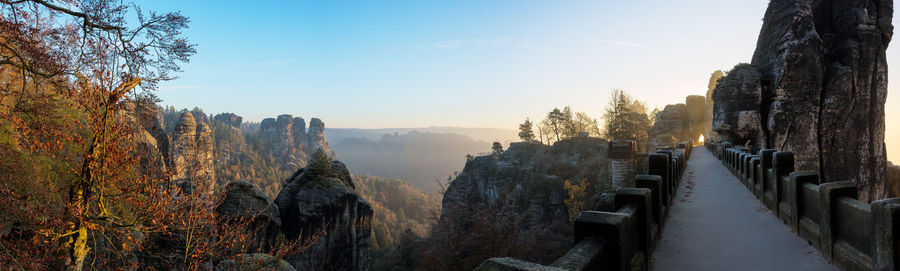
443, 138, 607, 228
291, 117, 307, 148
172, 113, 216, 193
214, 113, 243, 128
123, 100, 170, 177
649, 104, 688, 148
711, 64, 763, 146
275, 160, 372, 271
217, 181, 281, 252
648, 96, 709, 148
259, 115, 330, 171
212, 113, 248, 182
704, 70, 725, 141
711, 0, 893, 201
305, 118, 329, 155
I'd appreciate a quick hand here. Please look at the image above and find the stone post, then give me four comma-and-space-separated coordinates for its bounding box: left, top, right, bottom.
609, 140, 637, 188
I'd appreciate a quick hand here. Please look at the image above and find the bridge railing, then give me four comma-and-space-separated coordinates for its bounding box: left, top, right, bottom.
711, 142, 900, 271
475, 140, 694, 271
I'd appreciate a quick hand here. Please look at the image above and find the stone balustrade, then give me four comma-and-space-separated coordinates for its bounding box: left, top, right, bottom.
475, 140, 694, 271
708, 142, 900, 271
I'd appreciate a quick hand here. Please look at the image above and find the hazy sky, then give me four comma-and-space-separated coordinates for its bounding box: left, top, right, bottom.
148, 0, 900, 162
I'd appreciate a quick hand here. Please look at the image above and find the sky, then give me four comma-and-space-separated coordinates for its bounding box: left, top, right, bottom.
147, 0, 900, 162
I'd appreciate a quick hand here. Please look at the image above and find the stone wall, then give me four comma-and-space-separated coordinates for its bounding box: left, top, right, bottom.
713, 143, 900, 271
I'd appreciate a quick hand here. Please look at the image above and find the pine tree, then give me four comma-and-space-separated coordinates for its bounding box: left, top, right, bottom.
308, 148, 333, 176
518, 119, 536, 142
491, 142, 504, 155
603, 89, 652, 142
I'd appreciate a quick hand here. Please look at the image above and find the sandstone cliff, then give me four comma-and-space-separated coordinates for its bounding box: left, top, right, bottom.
172, 112, 216, 193
217, 181, 282, 253
704, 70, 725, 141
275, 160, 373, 271
648, 96, 707, 149
259, 115, 331, 171
712, 0, 893, 201
649, 104, 688, 146
712, 64, 763, 146
442, 137, 608, 233
124, 100, 170, 178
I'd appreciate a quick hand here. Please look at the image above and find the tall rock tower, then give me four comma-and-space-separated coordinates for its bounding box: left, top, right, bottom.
259, 115, 330, 171
172, 113, 216, 193
713, 0, 893, 202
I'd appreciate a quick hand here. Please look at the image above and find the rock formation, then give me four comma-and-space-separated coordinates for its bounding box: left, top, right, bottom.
214, 113, 243, 128
443, 138, 607, 228
291, 117, 307, 148
648, 96, 709, 149
712, 0, 893, 202
704, 70, 725, 141
648, 104, 689, 149
275, 160, 372, 271
259, 115, 330, 171
217, 181, 281, 252
212, 113, 248, 182
305, 118, 329, 154
649, 104, 688, 143
172, 112, 216, 193
711, 64, 763, 146
123, 100, 170, 177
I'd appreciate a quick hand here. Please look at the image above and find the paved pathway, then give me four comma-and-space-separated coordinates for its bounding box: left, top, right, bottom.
651, 148, 835, 271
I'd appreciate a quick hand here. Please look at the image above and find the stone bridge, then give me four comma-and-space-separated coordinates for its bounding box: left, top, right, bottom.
475, 141, 900, 271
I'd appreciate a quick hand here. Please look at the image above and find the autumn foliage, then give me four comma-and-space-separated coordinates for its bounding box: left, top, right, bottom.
0, 1, 301, 270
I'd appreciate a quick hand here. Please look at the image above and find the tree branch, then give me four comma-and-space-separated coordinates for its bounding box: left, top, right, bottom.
1, 0, 124, 31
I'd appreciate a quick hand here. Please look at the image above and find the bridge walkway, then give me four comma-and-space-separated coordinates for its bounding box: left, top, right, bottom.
651, 147, 835, 271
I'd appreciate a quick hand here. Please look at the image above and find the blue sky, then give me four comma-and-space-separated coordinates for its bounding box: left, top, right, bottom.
146, 0, 900, 162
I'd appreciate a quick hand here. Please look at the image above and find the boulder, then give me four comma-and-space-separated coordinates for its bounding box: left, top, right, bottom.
275, 160, 372, 271
216, 181, 281, 252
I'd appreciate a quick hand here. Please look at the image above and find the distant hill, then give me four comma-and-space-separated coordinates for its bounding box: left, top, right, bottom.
326, 127, 517, 145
